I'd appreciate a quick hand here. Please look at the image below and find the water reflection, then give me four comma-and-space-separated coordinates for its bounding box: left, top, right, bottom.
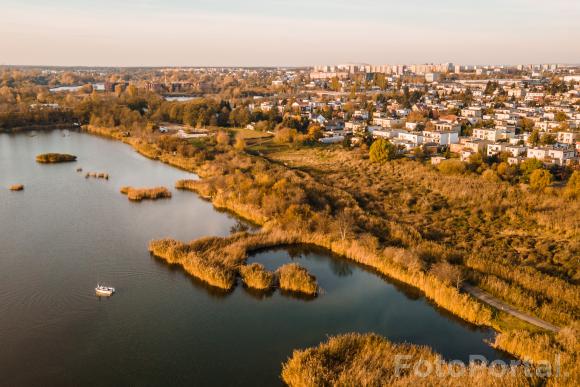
241, 285, 275, 300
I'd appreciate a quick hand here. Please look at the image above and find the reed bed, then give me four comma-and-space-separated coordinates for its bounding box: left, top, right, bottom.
239, 263, 275, 290
148, 231, 301, 290
120, 186, 171, 201
35, 153, 77, 163
85, 172, 109, 180
277, 263, 318, 296
9, 184, 24, 191
282, 333, 541, 387
148, 237, 237, 289
493, 327, 579, 386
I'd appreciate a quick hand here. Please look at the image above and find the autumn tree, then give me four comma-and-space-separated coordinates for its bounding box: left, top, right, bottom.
528, 129, 541, 146
529, 169, 553, 191
554, 111, 568, 122
333, 210, 355, 242
406, 111, 426, 123
540, 133, 556, 145
234, 135, 246, 152
330, 76, 340, 92
520, 158, 543, 181
430, 262, 464, 289
369, 138, 396, 163
307, 124, 323, 140
520, 117, 535, 132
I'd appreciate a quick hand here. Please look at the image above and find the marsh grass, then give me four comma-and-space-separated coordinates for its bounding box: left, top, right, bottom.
148, 231, 302, 290
277, 263, 318, 296
9, 184, 24, 191
85, 172, 109, 180
282, 333, 541, 387
239, 263, 275, 290
36, 153, 76, 163
120, 186, 171, 201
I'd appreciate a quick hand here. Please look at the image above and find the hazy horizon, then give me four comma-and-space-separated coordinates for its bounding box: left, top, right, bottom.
1, 0, 579, 67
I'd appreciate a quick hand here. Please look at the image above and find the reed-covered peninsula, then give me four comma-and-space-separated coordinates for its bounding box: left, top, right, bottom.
120, 186, 171, 201
148, 231, 320, 296
281, 333, 541, 387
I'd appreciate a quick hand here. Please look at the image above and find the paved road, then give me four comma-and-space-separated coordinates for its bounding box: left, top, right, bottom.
463, 284, 560, 332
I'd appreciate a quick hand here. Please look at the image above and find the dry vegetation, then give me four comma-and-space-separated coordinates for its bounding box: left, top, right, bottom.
35, 153, 77, 163
120, 186, 171, 201
277, 263, 318, 295
266, 146, 579, 328
85, 172, 109, 179
85, 125, 579, 379
492, 325, 579, 386
239, 263, 275, 290
282, 333, 540, 387
9, 184, 24, 191
148, 230, 301, 290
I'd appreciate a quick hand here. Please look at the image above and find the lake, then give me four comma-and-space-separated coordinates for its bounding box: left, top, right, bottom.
0, 130, 508, 386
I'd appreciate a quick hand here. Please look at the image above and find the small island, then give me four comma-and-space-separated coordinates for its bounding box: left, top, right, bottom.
277, 263, 319, 296
9, 184, 24, 191
36, 153, 77, 163
85, 172, 109, 180
240, 263, 275, 291
120, 186, 172, 201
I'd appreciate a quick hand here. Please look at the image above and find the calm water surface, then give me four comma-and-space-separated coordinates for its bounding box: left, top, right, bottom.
0, 130, 507, 386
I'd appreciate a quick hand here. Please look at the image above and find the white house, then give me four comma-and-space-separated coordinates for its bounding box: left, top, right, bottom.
373, 117, 403, 128
547, 147, 576, 166
557, 131, 578, 145
487, 143, 505, 157
398, 131, 424, 146
423, 130, 459, 145
527, 147, 548, 160
434, 121, 461, 132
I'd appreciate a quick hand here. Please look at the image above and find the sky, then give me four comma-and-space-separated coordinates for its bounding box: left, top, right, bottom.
0, 0, 578, 67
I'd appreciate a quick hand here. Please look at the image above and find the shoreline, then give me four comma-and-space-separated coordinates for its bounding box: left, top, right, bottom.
81, 125, 498, 328
8, 125, 575, 384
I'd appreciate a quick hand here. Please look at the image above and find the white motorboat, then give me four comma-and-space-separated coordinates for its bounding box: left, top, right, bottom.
95, 284, 115, 297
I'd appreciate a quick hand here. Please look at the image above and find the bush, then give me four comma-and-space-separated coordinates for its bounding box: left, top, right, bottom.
481, 169, 500, 182
529, 169, 552, 191
438, 159, 466, 175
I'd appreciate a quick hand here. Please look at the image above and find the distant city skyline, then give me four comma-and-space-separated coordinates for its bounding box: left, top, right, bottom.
1, 0, 579, 67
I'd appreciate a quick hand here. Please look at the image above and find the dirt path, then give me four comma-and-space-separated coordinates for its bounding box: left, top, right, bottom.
463, 284, 560, 332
